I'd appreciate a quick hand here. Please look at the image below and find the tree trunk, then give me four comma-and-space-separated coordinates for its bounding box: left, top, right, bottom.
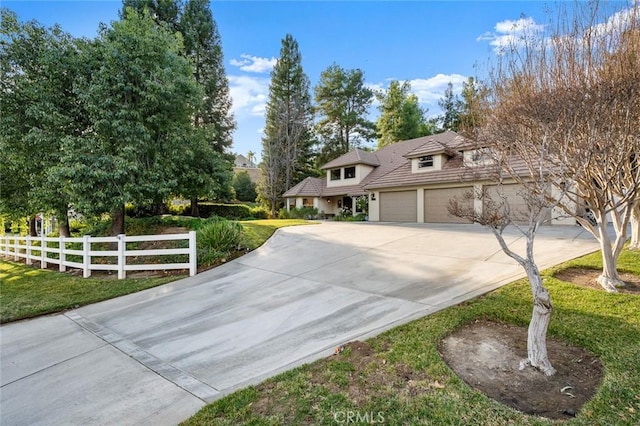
111, 206, 125, 236
57, 209, 70, 237
520, 264, 556, 376
190, 198, 200, 217
491, 226, 556, 376
152, 198, 166, 216
29, 216, 38, 237
630, 204, 640, 250
596, 221, 624, 292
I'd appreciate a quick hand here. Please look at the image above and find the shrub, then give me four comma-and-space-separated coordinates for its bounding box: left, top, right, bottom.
284, 207, 319, 220
249, 206, 269, 219
196, 218, 244, 266
197, 203, 252, 219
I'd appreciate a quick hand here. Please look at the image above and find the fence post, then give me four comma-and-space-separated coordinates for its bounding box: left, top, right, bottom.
189, 231, 197, 276
83, 235, 91, 278
40, 232, 47, 269
14, 235, 19, 261
26, 235, 32, 265
118, 234, 125, 279
59, 235, 66, 272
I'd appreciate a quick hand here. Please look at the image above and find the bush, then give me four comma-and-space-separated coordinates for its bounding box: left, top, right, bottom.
249, 206, 269, 219
196, 218, 244, 266
197, 203, 252, 219
282, 207, 319, 220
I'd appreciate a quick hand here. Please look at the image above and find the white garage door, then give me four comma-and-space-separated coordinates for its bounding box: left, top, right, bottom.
379, 190, 417, 222
483, 184, 551, 224
424, 187, 473, 223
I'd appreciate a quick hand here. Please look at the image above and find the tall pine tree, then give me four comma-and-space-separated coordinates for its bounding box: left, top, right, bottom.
258, 34, 314, 216
314, 64, 375, 165
180, 0, 236, 215
376, 80, 432, 148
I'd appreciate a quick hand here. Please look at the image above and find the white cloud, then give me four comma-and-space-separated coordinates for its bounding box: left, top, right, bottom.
368, 74, 468, 116
228, 75, 270, 117
477, 16, 545, 53
408, 73, 467, 105
229, 54, 277, 73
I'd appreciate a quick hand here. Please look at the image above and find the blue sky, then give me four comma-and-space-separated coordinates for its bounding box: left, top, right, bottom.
3, 1, 629, 160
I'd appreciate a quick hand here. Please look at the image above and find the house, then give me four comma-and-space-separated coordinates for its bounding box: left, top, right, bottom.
282, 131, 574, 224
233, 154, 261, 184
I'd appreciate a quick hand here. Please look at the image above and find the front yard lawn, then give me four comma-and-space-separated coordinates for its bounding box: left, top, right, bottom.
0, 218, 314, 323
0, 261, 179, 323
182, 249, 640, 425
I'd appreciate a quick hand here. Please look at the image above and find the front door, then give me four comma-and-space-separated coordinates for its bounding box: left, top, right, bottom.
342, 196, 353, 213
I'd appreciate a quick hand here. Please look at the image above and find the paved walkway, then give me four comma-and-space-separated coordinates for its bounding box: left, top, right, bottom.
0, 222, 598, 425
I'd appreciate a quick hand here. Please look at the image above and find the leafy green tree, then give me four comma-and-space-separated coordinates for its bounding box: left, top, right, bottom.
314, 64, 376, 164
438, 81, 461, 131
376, 80, 432, 148
179, 0, 235, 214
181, 0, 235, 153
233, 171, 257, 202
59, 8, 202, 234
120, 0, 181, 32
0, 9, 86, 236
457, 77, 487, 138
259, 34, 314, 215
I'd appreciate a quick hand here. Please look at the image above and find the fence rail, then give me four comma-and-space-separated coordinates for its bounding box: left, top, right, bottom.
0, 232, 197, 279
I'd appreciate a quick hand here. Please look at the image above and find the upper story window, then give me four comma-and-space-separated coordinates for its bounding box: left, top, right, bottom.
344, 166, 356, 179
418, 155, 434, 168
330, 169, 341, 180
472, 148, 493, 162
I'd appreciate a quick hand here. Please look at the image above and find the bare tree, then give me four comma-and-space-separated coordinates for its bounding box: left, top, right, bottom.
449, 0, 640, 375
475, 1, 640, 292
450, 149, 560, 376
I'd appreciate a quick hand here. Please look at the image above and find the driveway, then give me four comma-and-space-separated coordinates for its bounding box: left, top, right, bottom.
0, 222, 598, 425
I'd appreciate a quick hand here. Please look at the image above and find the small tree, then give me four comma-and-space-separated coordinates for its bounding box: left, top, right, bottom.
233, 171, 257, 202
449, 155, 559, 376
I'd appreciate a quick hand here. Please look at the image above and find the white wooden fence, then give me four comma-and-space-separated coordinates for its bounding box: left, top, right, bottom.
0, 232, 197, 279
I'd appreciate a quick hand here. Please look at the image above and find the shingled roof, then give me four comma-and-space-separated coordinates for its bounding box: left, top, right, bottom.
282, 177, 324, 197
321, 148, 380, 169
283, 131, 502, 198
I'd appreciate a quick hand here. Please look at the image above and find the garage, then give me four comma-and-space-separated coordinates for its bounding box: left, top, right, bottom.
379, 190, 417, 222
483, 184, 551, 223
424, 187, 473, 223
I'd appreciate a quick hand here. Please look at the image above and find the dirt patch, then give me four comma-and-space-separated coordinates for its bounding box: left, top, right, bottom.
251, 340, 439, 418
440, 320, 603, 420
555, 267, 640, 294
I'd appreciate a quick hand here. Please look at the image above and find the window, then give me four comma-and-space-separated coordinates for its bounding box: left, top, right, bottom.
344, 166, 356, 179
418, 155, 434, 168
330, 169, 341, 180
302, 198, 313, 207
471, 148, 492, 162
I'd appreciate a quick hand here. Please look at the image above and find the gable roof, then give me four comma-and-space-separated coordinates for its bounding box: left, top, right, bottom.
282, 177, 324, 197
403, 131, 476, 158
283, 131, 494, 198
321, 148, 380, 169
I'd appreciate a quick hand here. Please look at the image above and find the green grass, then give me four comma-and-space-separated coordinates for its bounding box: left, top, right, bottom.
182, 249, 640, 426
0, 261, 179, 323
239, 219, 315, 249
0, 218, 313, 323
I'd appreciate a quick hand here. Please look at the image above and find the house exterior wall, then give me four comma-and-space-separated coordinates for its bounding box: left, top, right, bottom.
316, 197, 335, 215
369, 192, 380, 221
326, 164, 375, 188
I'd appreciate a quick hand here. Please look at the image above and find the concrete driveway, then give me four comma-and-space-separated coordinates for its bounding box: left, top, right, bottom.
0, 222, 598, 425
